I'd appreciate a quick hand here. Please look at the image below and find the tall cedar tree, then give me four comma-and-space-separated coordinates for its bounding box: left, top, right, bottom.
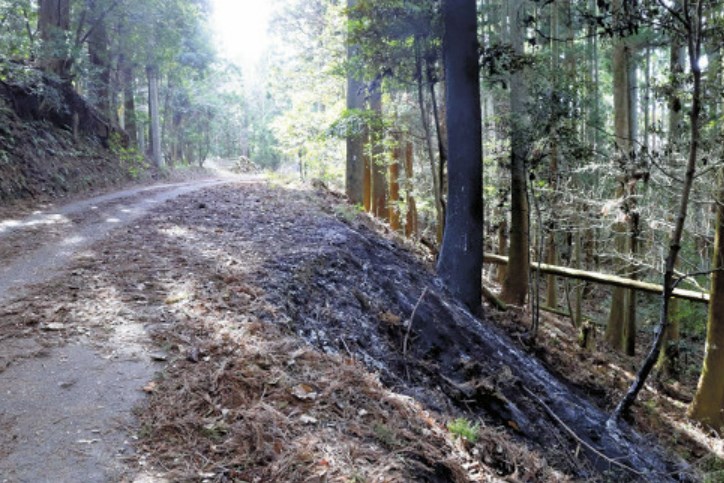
38, 0, 71, 79
345, 0, 366, 205
611, 0, 704, 421
437, 0, 483, 310
689, 169, 724, 430
500, 0, 530, 306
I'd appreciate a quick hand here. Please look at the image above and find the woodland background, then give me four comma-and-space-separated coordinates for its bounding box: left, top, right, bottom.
0, 0, 723, 475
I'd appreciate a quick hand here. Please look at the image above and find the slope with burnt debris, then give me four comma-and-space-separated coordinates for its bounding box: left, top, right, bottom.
258, 184, 689, 481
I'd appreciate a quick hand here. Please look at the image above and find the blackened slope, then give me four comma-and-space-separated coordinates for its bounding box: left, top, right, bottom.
262, 188, 688, 482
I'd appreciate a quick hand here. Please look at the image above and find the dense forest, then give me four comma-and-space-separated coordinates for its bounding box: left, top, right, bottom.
1, 0, 723, 481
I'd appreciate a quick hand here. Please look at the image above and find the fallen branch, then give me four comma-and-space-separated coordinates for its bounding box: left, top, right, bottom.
539, 305, 595, 324
403, 288, 428, 357
482, 285, 507, 311
483, 253, 709, 303
521, 386, 646, 479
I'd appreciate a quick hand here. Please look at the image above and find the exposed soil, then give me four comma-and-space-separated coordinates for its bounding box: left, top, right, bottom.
0, 63, 133, 203
1, 177, 720, 481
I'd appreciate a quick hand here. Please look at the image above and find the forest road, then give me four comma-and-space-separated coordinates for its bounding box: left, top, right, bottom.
0, 173, 259, 483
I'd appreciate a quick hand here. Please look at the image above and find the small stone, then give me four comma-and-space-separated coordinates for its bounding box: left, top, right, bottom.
300, 414, 318, 424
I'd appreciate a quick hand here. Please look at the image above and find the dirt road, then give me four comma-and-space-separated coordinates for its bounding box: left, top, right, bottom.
0, 174, 254, 482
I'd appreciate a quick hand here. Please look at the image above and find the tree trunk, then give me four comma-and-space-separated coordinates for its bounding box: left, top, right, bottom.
415, 36, 444, 244
369, 87, 387, 220
147, 65, 163, 168
643, 47, 651, 151
624, 218, 639, 356
87, 0, 111, 118
437, 0, 483, 310
657, 41, 686, 373
589, 0, 600, 150
427, 64, 447, 200
545, 231, 558, 308
389, 132, 402, 231
404, 140, 418, 238
624, 45, 640, 357
611, 2, 704, 420
545, 2, 560, 311
496, 218, 508, 286
161, 75, 173, 164
656, 260, 681, 379
574, 232, 583, 327
689, 169, 724, 430
628, 56, 638, 148
121, 57, 138, 148
363, 129, 371, 212
500, 0, 530, 306
38, 0, 71, 80
607, 0, 632, 352
345, 0, 365, 205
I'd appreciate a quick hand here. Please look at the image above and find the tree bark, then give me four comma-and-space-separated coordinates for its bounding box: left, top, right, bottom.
363, 129, 371, 212
496, 218, 508, 286
689, 169, 724, 430
87, 0, 111, 118
147, 65, 163, 168
369, 87, 387, 220
657, 41, 686, 374
427, 63, 447, 200
345, 0, 365, 205
121, 56, 137, 147
415, 36, 444, 244
389, 132, 402, 231
500, 0, 530, 306
437, 0, 483, 310
545, 1, 560, 311
38, 0, 71, 80
607, 0, 633, 352
404, 140, 418, 238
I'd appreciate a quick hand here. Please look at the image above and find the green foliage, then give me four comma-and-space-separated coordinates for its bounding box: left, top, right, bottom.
333, 203, 363, 223
267, 0, 346, 183
372, 423, 399, 448
109, 133, 147, 178
0, 0, 35, 59
698, 454, 724, 483
677, 301, 709, 337
348, 0, 441, 87
447, 418, 480, 443
328, 109, 373, 139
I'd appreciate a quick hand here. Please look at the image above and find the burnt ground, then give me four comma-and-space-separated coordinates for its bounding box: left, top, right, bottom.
0, 178, 721, 481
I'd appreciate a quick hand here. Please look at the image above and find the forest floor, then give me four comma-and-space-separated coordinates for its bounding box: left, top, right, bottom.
0, 169, 722, 482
